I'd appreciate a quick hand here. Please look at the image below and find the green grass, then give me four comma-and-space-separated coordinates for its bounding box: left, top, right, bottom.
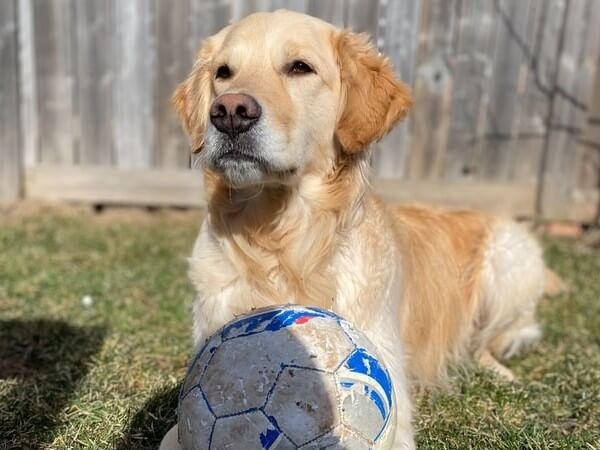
0, 206, 598, 449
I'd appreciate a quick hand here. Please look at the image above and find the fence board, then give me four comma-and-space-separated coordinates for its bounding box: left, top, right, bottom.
26, 166, 205, 207
479, 0, 532, 180
346, 0, 379, 34
189, 1, 231, 48
542, 0, 600, 219
24, 166, 535, 218
77, 0, 113, 166
575, 51, 600, 222
32, 0, 75, 164
441, 0, 497, 181
373, 0, 421, 179
507, 0, 548, 182
0, 0, 21, 202
155, 0, 193, 169
269, 0, 308, 11
231, 0, 270, 19
17, 0, 37, 167
112, 0, 156, 169
407, 0, 456, 180
307, 0, 345, 27
375, 180, 536, 218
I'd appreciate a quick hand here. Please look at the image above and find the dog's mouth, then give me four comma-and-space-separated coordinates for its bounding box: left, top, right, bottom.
207, 131, 268, 170
204, 128, 299, 187
216, 150, 268, 168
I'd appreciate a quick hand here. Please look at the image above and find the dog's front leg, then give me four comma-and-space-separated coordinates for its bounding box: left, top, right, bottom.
191, 286, 244, 348
363, 320, 416, 450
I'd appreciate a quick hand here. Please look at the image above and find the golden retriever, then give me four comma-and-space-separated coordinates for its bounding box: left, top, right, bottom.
160, 10, 545, 450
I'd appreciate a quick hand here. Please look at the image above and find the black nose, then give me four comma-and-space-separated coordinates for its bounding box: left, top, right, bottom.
209, 93, 262, 137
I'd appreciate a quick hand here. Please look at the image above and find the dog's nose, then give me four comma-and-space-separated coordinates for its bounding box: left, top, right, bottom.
209, 94, 262, 137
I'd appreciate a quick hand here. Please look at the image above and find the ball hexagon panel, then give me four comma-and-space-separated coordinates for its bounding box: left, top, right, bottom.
339, 320, 378, 355
210, 410, 284, 450
181, 334, 222, 398
200, 335, 283, 417
264, 367, 340, 447
266, 435, 297, 450
282, 316, 355, 371
178, 387, 215, 450
339, 380, 385, 441
298, 425, 371, 450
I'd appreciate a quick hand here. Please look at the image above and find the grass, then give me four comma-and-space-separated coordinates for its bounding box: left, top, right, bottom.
0, 204, 598, 449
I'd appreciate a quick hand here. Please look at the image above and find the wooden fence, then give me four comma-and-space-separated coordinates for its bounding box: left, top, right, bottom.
1, 0, 599, 221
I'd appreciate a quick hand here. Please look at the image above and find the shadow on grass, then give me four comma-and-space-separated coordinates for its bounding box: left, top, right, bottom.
115, 383, 180, 450
0, 319, 105, 450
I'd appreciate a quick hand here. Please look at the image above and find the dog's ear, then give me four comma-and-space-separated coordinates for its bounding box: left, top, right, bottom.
172, 41, 215, 153
335, 31, 412, 153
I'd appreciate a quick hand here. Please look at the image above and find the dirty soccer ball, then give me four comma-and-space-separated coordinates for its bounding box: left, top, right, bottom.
177, 305, 396, 449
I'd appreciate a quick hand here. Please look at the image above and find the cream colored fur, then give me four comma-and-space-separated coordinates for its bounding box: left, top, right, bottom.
160, 10, 546, 450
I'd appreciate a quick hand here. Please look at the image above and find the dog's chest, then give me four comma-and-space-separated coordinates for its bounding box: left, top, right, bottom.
189, 221, 373, 317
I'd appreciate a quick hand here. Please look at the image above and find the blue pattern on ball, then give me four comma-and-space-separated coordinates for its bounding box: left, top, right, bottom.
344, 347, 393, 405
221, 306, 343, 340
259, 427, 280, 449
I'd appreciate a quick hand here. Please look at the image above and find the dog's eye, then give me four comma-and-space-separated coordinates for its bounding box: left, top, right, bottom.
216, 65, 232, 80
288, 60, 314, 75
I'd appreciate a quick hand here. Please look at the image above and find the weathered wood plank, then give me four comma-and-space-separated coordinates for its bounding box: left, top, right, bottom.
24, 165, 538, 218
443, 0, 497, 181
346, 0, 379, 34
373, 0, 421, 179
307, 0, 346, 27
377, 0, 421, 84
479, 0, 532, 181
190, 1, 231, 51
155, 0, 193, 169
17, 0, 38, 167
231, 0, 270, 19
574, 49, 600, 222
111, 0, 156, 169
542, 0, 600, 220
269, 0, 308, 12
76, 0, 113, 166
32, 0, 75, 164
374, 179, 537, 218
234, 0, 309, 14
506, 0, 549, 182
0, 0, 22, 202
406, 0, 456, 181
25, 166, 205, 207
576, 50, 600, 191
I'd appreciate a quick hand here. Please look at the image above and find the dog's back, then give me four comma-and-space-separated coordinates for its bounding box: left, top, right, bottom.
391, 204, 544, 383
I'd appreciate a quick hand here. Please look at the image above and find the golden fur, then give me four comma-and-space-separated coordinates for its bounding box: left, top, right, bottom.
161, 11, 546, 450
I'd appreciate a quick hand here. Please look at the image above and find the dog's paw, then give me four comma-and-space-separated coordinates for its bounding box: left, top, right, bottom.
478, 350, 516, 381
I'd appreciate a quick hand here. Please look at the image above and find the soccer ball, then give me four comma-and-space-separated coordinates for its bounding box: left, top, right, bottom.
178, 305, 396, 449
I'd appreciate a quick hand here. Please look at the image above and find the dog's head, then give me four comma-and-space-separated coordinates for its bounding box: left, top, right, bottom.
173, 10, 412, 188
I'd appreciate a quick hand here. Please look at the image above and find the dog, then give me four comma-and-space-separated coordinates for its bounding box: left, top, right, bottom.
159, 10, 546, 449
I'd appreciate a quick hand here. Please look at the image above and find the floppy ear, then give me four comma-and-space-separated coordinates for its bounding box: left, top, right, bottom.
335, 31, 412, 153
172, 42, 215, 153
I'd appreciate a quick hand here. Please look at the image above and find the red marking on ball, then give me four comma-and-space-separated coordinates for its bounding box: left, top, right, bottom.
295, 316, 312, 325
